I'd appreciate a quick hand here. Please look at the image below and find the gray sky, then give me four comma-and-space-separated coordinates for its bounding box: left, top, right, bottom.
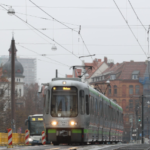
0, 0, 149, 83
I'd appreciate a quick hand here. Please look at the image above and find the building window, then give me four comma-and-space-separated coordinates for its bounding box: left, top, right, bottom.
19, 89, 21, 97
122, 85, 126, 96
114, 85, 117, 95
110, 75, 116, 80
129, 85, 133, 95
129, 99, 133, 109
132, 74, 138, 80
135, 85, 140, 94
132, 71, 139, 80
108, 86, 111, 95
99, 77, 101, 81
15, 89, 18, 96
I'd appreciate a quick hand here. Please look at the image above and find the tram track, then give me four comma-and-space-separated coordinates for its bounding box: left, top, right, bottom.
0, 143, 133, 150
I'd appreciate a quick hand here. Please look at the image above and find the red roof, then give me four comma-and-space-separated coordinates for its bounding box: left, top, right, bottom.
66, 58, 106, 78
102, 61, 147, 80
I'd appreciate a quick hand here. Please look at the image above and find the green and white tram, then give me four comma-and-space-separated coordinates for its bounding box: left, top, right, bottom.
40, 78, 123, 145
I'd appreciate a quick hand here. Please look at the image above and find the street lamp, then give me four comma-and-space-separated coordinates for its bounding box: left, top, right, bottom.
51, 44, 57, 51
7, 6, 15, 16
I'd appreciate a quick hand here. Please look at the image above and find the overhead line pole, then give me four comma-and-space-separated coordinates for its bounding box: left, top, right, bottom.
142, 95, 144, 144
11, 37, 16, 133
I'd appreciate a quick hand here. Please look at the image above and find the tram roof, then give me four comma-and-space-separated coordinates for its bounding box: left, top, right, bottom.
52, 78, 81, 82
89, 86, 123, 112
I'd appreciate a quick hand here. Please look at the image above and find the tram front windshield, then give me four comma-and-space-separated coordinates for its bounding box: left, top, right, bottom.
51, 86, 78, 117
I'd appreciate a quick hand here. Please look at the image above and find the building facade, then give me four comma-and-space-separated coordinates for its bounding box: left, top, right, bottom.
0, 57, 37, 85
0, 37, 26, 110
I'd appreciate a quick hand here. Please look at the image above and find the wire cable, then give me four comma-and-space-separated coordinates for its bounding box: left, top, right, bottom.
17, 44, 69, 67
29, 1, 93, 61
79, 34, 93, 61
113, 0, 147, 58
0, 5, 80, 60
29, 0, 78, 33
128, 0, 147, 32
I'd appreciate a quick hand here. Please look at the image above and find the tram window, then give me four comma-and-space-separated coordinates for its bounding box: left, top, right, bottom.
80, 90, 84, 114
93, 98, 95, 115
100, 101, 102, 117
117, 111, 119, 123
90, 96, 92, 114
46, 90, 50, 114
95, 99, 98, 115
108, 106, 110, 120
86, 95, 89, 115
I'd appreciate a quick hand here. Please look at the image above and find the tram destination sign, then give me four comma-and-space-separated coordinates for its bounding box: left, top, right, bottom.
53, 86, 76, 92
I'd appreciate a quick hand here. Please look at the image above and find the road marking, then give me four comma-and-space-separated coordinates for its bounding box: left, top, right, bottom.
69, 147, 78, 150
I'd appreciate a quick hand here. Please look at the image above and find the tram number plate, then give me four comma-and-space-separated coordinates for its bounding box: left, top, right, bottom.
61, 121, 68, 126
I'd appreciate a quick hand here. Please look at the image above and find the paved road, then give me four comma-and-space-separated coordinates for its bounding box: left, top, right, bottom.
0, 144, 134, 150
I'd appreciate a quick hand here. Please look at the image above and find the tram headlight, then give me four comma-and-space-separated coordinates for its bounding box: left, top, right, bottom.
51, 121, 58, 126
70, 121, 77, 126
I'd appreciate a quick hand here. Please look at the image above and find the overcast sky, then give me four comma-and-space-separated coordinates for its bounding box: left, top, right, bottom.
0, 0, 149, 83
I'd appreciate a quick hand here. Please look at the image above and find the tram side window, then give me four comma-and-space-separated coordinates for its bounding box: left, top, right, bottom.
45, 90, 50, 114
92, 97, 94, 115
108, 106, 110, 121
100, 101, 102, 117
95, 99, 98, 116
117, 111, 119, 124
86, 95, 89, 115
80, 90, 84, 114
121, 114, 123, 126
90, 96, 92, 115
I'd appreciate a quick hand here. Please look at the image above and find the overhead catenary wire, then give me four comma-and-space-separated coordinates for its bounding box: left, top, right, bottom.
0, 5, 80, 60
2, 4, 150, 9
79, 34, 93, 61
128, 0, 147, 32
29, 0, 93, 61
29, 0, 78, 33
17, 44, 69, 67
113, 0, 147, 58
0, 4, 80, 27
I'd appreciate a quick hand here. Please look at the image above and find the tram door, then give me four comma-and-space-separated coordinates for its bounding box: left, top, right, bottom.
84, 88, 90, 141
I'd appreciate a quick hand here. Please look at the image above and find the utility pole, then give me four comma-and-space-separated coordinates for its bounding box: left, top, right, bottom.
142, 95, 144, 144
11, 36, 16, 133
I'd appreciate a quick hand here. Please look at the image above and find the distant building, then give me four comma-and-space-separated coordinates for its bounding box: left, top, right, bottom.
2, 37, 25, 97
0, 37, 26, 110
66, 57, 109, 83
0, 57, 37, 85
139, 61, 150, 139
